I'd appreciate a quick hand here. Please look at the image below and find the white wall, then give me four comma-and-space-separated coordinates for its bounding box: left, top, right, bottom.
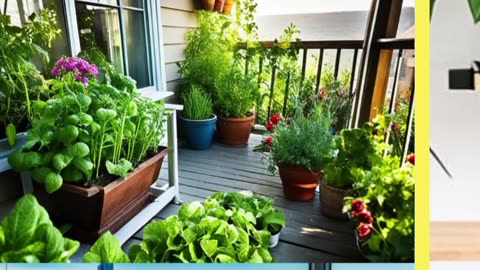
430, 0, 480, 220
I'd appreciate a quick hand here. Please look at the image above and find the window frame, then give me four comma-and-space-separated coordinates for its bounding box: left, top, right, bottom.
63, 0, 167, 93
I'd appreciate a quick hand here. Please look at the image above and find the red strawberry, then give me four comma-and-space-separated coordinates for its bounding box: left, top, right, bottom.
266, 121, 274, 132
351, 198, 365, 213
357, 224, 371, 239
407, 153, 415, 165
358, 210, 373, 224
270, 114, 282, 125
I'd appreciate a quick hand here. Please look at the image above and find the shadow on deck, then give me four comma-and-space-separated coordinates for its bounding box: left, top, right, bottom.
123, 134, 365, 262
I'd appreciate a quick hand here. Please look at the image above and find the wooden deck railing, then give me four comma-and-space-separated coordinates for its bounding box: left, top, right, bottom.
239, 37, 415, 161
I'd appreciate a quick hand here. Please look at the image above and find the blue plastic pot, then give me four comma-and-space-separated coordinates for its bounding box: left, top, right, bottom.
180, 114, 217, 150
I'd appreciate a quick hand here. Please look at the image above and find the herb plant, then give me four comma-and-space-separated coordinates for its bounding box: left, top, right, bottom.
0, 194, 80, 262
182, 86, 213, 120
267, 105, 334, 173
215, 68, 259, 118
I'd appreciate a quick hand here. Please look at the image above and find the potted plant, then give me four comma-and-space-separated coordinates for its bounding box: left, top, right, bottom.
214, 68, 259, 146
223, 0, 237, 14
214, 0, 226, 12
267, 105, 334, 201
207, 191, 286, 248
321, 120, 385, 219
344, 154, 415, 262
202, 0, 215, 10
8, 56, 168, 243
180, 86, 217, 150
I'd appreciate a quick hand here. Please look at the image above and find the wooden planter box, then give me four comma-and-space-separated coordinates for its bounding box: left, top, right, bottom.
34, 147, 168, 243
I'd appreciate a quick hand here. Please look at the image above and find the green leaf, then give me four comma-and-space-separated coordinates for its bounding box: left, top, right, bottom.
78, 113, 93, 125
262, 209, 286, 229
52, 154, 70, 171
56, 125, 79, 145
31, 167, 53, 183
105, 159, 132, 177
82, 231, 130, 263
200, 239, 218, 258
6, 123, 16, 147
96, 108, 117, 121
178, 201, 205, 221
8, 151, 42, 171
65, 114, 80, 125
77, 94, 92, 110
61, 166, 84, 182
45, 173, 63, 193
72, 158, 94, 176
215, 254, 236, 262
65, 142, 90, 158
253, 230, 271, 248
469, 0, 480, 23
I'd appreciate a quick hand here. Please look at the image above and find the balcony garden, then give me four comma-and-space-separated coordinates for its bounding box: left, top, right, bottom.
0, 0, 414, 264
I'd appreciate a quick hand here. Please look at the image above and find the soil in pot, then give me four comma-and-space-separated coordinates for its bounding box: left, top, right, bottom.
215, 113, 255, 146
202, 0, 215, 10
277, 162, 321, 201
319, 180, 349, 220
214, 0, 225, 12
180, 114, 217, 150
34, 147, 168, 243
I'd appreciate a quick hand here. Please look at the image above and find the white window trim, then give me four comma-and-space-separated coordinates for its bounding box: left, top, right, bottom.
63, 0, 166, 93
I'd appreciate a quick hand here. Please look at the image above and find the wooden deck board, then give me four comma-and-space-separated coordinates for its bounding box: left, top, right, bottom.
124, 134, 363, 262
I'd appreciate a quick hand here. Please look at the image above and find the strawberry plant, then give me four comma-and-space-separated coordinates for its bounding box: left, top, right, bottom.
344, 155, 415, 262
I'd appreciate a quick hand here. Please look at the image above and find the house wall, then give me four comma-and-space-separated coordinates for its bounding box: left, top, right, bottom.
161, 0, 199, 94
430, 0, 480, 220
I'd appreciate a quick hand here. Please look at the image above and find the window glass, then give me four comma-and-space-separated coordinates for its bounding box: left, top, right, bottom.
124, 9, 149, 87
122, 0, 143, 8
75, 3, 125, 73
78, 0, 117, 6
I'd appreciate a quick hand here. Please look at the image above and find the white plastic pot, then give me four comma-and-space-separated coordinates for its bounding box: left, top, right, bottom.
269, 229, 282, 248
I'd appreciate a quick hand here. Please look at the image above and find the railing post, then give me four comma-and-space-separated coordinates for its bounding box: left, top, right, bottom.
334, 48, 342, 79
301, 48, 308, 84
315, 48, 324, 93
349, 48, 359, 94
267, 64, 277, 120
402, 72, 415, 163
282, 71, 291, 116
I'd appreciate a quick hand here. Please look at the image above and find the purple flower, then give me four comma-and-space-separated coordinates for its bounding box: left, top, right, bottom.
51, 56, 98, 85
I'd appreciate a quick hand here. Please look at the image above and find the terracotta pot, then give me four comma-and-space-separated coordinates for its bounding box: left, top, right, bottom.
202, 0, 215, 10
319, 180, 349, 220
223, 0, 236, 14
216, 113, 255, 146
214, 0, 225, 12
277, 162, 321, 201
34, 147, 168, 243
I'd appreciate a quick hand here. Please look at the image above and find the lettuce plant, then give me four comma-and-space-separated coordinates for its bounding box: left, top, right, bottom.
0, 195, 79, 262
207, 191, 286, 235
83, 201, 275, 263
8, 57, 166, 193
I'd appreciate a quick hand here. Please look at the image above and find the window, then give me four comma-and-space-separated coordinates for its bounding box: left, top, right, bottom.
67, 0, 165, 90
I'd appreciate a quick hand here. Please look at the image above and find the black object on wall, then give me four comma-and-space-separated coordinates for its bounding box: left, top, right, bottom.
449, 68, 474, 89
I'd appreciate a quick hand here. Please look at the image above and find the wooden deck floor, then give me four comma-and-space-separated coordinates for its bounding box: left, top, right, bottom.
123, 134, 364, 262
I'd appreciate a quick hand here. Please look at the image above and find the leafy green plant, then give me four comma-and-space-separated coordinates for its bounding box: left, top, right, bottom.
0, 194, 80, 262
0, 6, 60, 145
82, 200, 274, 263
383, 89, 414, 157
182, 86, 213, 120
267, 105, 334, 173
322, 121, 386, 188
178, 11, 233, 99
344, 156, 415, 262
215, 68, 259, 118
8, 57, 166, 193
207, 191, 286, 235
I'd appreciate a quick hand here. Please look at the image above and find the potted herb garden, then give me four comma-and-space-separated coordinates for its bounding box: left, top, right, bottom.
214, 69, 259, 146
7, 56, 168, 243
180, 86, 217, 150
267, 105, 334, 201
